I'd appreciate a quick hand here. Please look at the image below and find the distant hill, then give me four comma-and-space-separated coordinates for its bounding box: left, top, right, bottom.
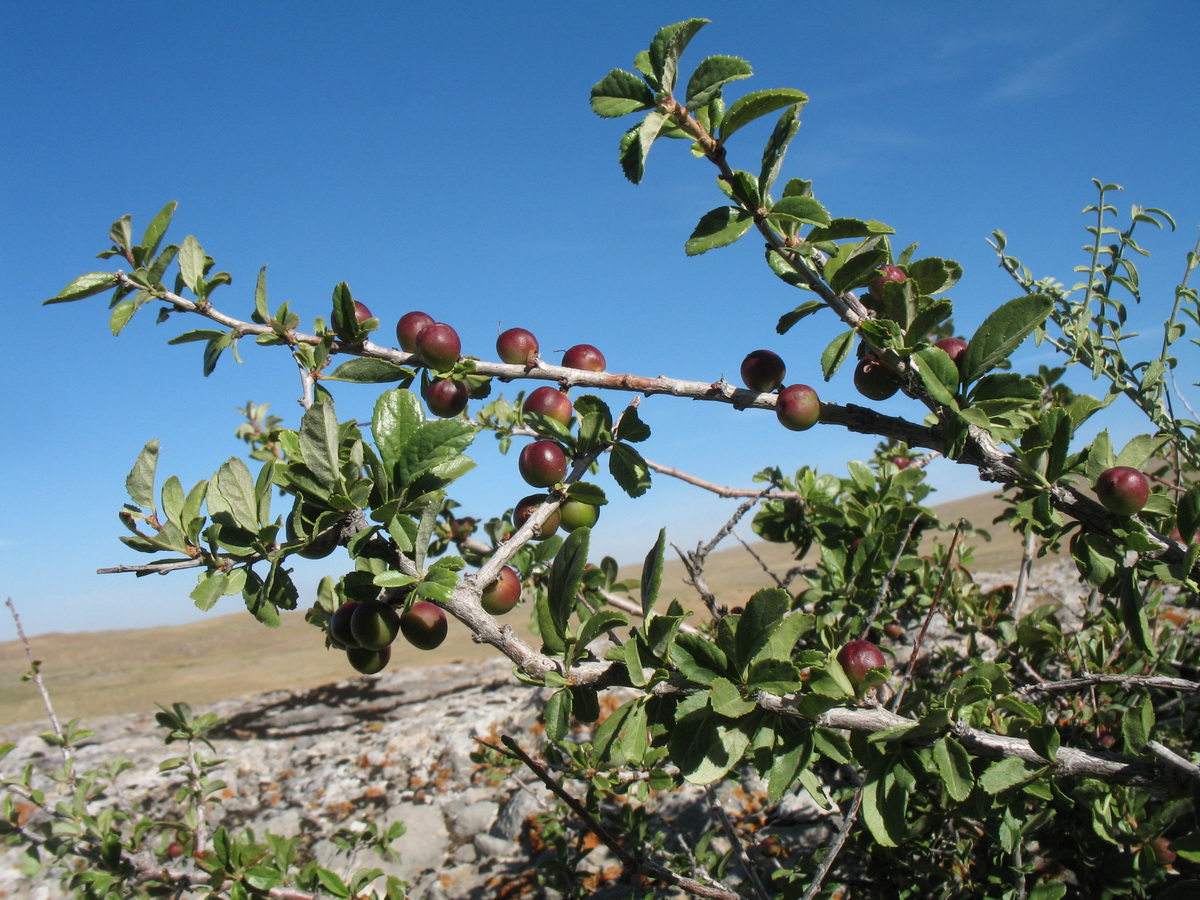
1, 491, 1037, 727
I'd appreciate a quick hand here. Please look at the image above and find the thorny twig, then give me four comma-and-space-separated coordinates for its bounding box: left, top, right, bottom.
860, 514, 923, 639
6, 597, 75, 787
490, 736, 749, 900
799, 783, 865, 900
891, 519, 966, 710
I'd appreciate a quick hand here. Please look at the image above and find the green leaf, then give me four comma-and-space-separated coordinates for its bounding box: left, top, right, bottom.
325, 358, 414, 384
648, 18, 709, 95
610, 443, 651, 497
45, 271, 119, 304
804, 218, 895, 243
959, 294, 1053, 385
299, 396, 343, 494
768, 195, 831, 228
577, 610, 629, 651
820, 329, 855, 381
979, 757, 1033, 794
544, 689, 572, 742
905, 257, 962, 295
208, 457, 260, 532
1177, 484, 1200, 542
913, 346, 960, 406
619, 111, 668, 184
590, 68, 655, 117
932, 737, 974, 802
593, 699, 648, 768
670, 631, 730, 685
640, 528, 666, 617
861, 775, 906, 848
735, 588, 790, 675
142, 201, 177, 259
709, 677, 756, 718
615, 405, 651, 443
718, 89, 808, 142
685, 206, 754, 256
759, 104, 800, 197
373, 388, 423, 474
686, 54, 752, 109
126, 440, 160, 511
777, 300, 825, 334
1122, 693, 1154, 752
767, 729, 813, 803
548, 527, 590, 642
673, 712, 751, 785
109, 299, 136, 335
178, 235, 206, 295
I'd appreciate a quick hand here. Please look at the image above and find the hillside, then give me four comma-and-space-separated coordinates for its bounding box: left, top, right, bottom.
0, 491, 1036, 727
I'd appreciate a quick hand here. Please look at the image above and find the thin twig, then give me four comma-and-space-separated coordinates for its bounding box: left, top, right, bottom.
732, 531, 786, 589
891, 520, 966, 710
1144, 741, 1200, 782
1011, 531, 1036, 620
644, 457, 801, 501
1016, 674, 1200, 696
799, 784, 864, 900
491, 736, 748, 900
705, 784, 771, 900
860, 514, 923, 638
6, 598, 75, 787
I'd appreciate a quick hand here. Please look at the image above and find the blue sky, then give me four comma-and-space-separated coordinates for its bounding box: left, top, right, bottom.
2, 2, 1198, 637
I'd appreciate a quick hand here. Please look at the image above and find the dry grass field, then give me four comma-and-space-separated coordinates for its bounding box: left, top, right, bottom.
1, 491, 1043, 729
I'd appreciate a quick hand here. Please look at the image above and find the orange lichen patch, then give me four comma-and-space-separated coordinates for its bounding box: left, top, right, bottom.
221, 787, 235, 799
324, 801, 355, 820
364, 786, 387, 800
364, 721, 384, 733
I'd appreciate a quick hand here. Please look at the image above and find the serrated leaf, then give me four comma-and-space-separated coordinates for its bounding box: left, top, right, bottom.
593, 699, 648, 768
777, 299, 825, 334
718, 89, 808, 142
979, 757, 1033, 794
1122, 693, 1154, 752
325, 358, 414, 384
735, 588, 790, 675
648, 18, 708, 95
590, 68, 655, 117
670, 631, 730, 685
767, 728, 813, 803
141, 201, 177, 259
709, 676, 756, 718
820, 329, 855, 381
932, 737, 974, 802
685, 206, 754, 256
178, 235, 206, 295
769, 195, 831, 228
913, 346, 960, 406
577, 610, 629, 651
547, 526, 590, 642
759, 104, 800, 197
45, 271, 119, 304
299, 396, 343, 494
804, 218, 895, 243
126, 440, 159, 511
619, 111, 668, 184
610, 443, 651, 497
959, 294, 1053, 385
640, 528, 666, 617
686, 54, 752, 109
861, 775, 904, 847
208, 457, 260, 533
372, 388, 423, 474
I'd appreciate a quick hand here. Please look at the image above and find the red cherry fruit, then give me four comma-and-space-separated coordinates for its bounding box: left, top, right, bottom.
415, 322, 461, 372
424, 378, 469, 418
349, 599, 401, 651
562, 344, 606, 372
397, 311, 435, 352
524, 386, 573, 426
449, 517, 476, 543
890, 456, 910, 469
519, 440, 568, 488
853, 355, 900, 401
328, 600, 362, 649
400, 601, 448, 650
869, 264, 907, 300
1094, 466, 1150, 516
347, 645, 391, 674
353, 301, 374, 324
514, 494, 561, 538
497, 328, 539, 366
481, 566, 521, 615
934, 337, 969, 367
775, 384, 820, 431
741, 349, 787, 393
837, 640, 887, 686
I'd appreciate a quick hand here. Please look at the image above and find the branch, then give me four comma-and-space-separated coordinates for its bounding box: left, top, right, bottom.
494, 736, 748, 900
1015, 674, 1200, 696
5, 598, 75, 786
